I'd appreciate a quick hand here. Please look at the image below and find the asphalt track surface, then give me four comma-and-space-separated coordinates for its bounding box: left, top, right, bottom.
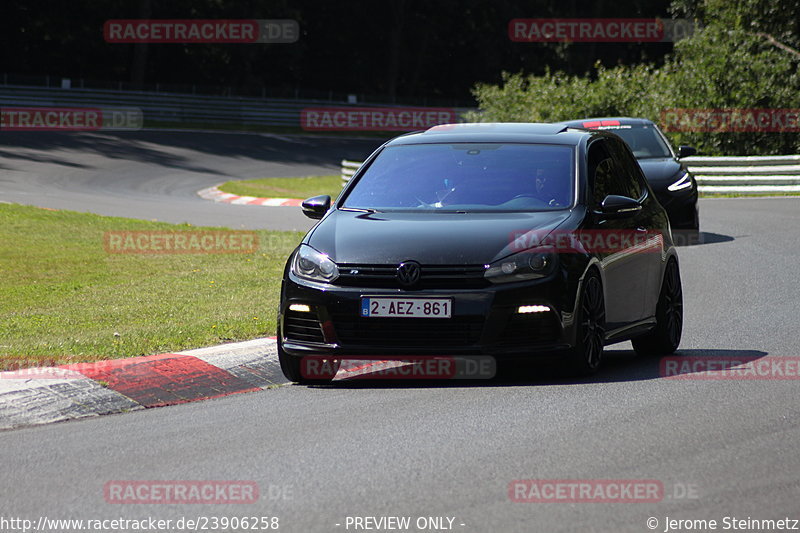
0, 130, 384, 231
2, 131, 800, 532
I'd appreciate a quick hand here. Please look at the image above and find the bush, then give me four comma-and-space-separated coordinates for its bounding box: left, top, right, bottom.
469, 17, 800, 155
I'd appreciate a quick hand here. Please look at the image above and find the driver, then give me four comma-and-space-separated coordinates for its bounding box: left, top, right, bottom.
534, 168, 565, 207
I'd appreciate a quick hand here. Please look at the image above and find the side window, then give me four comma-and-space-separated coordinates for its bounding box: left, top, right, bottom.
608, 138, 645, 200
587, 139, 625, 206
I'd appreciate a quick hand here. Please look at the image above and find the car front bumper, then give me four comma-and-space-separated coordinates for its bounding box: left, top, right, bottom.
654, 185, 699, 230
279, 272, 579, 359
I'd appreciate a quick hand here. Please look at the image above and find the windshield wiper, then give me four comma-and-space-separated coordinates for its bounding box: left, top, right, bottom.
340, 207, 381, 213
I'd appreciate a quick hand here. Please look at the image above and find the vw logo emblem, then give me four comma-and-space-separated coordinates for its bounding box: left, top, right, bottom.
396, 261, 421, 287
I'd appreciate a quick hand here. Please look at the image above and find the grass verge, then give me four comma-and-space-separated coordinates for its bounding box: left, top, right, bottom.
219, 175, 345, 200
221, 180, 800, 202
0, 204, 302, 367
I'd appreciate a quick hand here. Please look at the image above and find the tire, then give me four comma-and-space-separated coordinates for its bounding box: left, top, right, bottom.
689, 204, 700, 232
684, 210, 701, 244
632, 259, 683, 356
564, 270, 606, 375
277, 329, 340, 384
671, 205, 700, 246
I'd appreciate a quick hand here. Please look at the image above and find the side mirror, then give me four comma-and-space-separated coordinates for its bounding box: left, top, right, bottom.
597, 194, 642, 219
301, 195, 331, 220
677, 145, 696, 158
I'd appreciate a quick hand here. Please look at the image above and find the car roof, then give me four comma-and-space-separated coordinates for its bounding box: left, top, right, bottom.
385, 122, 600, 146
554, 117, 656, 129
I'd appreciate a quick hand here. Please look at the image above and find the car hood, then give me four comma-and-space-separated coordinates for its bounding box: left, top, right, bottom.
637, 157, 685, 186
306, 209, 573, 265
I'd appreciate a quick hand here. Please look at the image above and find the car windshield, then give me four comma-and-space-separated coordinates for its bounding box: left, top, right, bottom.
342, 143, 574, 212
600, 125, 672, 159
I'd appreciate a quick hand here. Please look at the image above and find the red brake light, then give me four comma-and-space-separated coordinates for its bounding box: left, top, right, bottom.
582, 120, 621, 129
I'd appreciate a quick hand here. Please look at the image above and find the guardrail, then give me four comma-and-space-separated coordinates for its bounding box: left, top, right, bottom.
340, 160, 362, 184
685, 155, 800, 194
0, 84, 474, 129
0, 84, 304, 127
341, 155, 800, 194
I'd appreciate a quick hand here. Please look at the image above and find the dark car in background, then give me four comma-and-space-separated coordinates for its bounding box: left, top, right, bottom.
277, 123, 684, 383
555, 117, 699, 234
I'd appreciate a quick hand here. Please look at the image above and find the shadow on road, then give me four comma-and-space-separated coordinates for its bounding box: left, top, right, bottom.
673, 231, 735, 247
566, 348, 769, 384
299, 348, 769, 389
0, 131, 384, 175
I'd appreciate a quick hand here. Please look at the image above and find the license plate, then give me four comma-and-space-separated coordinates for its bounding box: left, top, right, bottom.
361, 297, 452, 318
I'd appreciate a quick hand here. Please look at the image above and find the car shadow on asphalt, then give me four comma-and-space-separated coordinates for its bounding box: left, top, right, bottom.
562, 348, 769, 385
673, 231, 735, 247
300, 348, 769, 389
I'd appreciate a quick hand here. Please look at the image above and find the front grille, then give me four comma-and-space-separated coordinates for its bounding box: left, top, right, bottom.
284, 310, 325, 344
336, 264, 489, 289
331, 314, 484, 347
496, 313, 560, 346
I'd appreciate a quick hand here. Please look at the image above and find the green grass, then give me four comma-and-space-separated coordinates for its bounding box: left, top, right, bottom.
219, 175, 345, 200
0, 204, 303, 367
222, 178, 800, 202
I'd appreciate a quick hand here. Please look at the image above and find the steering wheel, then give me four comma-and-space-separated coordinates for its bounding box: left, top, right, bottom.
505, 194, 549, 208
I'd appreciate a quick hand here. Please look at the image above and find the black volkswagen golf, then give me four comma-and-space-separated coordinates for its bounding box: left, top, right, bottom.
555, 117, 699, 234
278, 123, 683, 383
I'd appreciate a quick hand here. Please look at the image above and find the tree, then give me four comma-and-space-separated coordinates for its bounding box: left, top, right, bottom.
468, 0, 800, 154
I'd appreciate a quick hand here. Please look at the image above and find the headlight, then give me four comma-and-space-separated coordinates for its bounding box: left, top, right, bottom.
667, 171, 693, 192
484, 248, 557, 284
291, 244, 339, 283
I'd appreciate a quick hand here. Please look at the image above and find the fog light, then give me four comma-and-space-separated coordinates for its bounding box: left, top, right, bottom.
517, 305, 550, 314
289, 303, 312, 313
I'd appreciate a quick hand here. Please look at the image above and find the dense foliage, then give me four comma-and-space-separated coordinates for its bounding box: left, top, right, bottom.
469, 0, 800, 154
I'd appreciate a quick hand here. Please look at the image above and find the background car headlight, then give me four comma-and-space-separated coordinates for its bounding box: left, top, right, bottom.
667, 171, 693, 192
484, 248, 557, 284
292, 244, 339, 283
